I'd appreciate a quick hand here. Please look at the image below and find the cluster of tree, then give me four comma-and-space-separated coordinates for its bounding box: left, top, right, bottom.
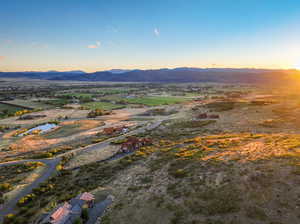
87, 109, 111, 118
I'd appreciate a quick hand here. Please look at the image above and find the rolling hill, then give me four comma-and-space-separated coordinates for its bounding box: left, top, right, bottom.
0, 68, 299, 84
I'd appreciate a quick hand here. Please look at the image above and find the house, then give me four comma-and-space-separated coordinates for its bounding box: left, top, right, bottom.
103, 126, 128, 135
40, 192, 95, 224
78, 192, 95, 208
49, 202, 72, 224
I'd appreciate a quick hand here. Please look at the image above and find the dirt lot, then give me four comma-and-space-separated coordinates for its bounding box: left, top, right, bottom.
0, 107, 146, 160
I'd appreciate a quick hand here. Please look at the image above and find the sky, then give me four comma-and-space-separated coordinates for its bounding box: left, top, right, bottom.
1, 0, 300, 72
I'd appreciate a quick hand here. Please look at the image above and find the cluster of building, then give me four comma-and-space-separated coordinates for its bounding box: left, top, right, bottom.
119, 136, 152, 153
40, 192, 95, 224
103, 125, 129, 135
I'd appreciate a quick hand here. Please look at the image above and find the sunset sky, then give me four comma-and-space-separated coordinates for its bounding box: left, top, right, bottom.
1, 0, 300, 72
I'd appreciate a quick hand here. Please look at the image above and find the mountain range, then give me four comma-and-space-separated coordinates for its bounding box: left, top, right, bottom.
0, 68, 299, 84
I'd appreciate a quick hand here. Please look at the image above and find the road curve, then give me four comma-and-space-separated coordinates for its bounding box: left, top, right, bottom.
0, 119, 165, 222
0, 158, 61, 222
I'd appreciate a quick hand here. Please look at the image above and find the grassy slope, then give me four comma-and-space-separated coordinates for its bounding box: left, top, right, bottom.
6, 92, 300, 224
10, 133, 300, 224
101, 133, 300, 224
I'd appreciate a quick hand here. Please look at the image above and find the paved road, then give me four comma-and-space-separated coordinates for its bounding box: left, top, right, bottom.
0, 158, 57, 167
0, 158, 61, 223
64, 119, 164, 161
86, 197, 113, 224
0, 119, 164, 222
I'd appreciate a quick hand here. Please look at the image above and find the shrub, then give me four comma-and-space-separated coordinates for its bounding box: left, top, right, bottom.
245, 206, 267, 221
81, 208, 89, 220
92, 138, 105, 143
56, 164, 63, 171
206, 101, 235, 112
3, 213, 15, 224
17, 194, 35, 206
15, 109, 31, 117
87, 109, 110, 118
0, 183, 12, 192
73, 218, 83, 224
172, 169, 187, 178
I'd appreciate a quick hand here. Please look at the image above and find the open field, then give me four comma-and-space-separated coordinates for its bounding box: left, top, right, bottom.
2, 99, 55, 110
0, 103, 27, 118
81, 102, 125, 110
125, 96, 190, 106
1, 80, 300, 224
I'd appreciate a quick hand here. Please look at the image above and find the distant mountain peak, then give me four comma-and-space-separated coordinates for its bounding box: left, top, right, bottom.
0, 68, 298, 84
66, 70, 86, 74
106, 69, 132, 74
46, 70, 86, 74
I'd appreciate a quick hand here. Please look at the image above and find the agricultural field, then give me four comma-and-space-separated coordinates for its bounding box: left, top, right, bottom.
2, 99, 55, 110
81, 102, 125, 110
0, 103, 27, 118
124, 96, 190, 106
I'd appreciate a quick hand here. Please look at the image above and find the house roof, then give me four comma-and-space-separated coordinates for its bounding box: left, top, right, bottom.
79, 192, 95, 201
50, 202, 71, 224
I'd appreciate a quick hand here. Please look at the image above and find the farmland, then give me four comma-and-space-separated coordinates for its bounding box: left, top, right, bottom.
81, 102, 125, 110
0, 103, 29, 118
125, 96, 189, 106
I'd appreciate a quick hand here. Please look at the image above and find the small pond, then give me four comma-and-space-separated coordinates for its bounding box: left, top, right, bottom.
19, 123, 58, 136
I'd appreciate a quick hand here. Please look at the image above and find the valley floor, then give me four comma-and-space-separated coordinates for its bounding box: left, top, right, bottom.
1, 81, 300, 224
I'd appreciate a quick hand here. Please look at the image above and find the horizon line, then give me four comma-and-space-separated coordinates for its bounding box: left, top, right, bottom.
1, 67, 299, 73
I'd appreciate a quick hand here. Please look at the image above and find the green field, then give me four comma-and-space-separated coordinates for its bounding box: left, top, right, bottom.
82, 102, 125, 110
5, 99, 55, 109
125, 96, 189, 106
57, 88, 136, 97
0, 103, 26, 118
95, 88, 135, 95
42, 98, 70, 107
57, 93, 93, 98
184, 92, 201, 97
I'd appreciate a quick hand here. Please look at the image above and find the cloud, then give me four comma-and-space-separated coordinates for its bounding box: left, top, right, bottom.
154, 28, 160, 37
87, 41, 101, 49
107, 26, 118, 33
0, 56, 5, 60
31, 42, 48, 49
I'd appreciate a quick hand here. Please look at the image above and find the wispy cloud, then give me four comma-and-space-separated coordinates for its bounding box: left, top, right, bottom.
154, 28, 160, 37
0, 56, 5, 60
87, 41, 101, 49
31, 42, 48, 49
107, 25, 118, 33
